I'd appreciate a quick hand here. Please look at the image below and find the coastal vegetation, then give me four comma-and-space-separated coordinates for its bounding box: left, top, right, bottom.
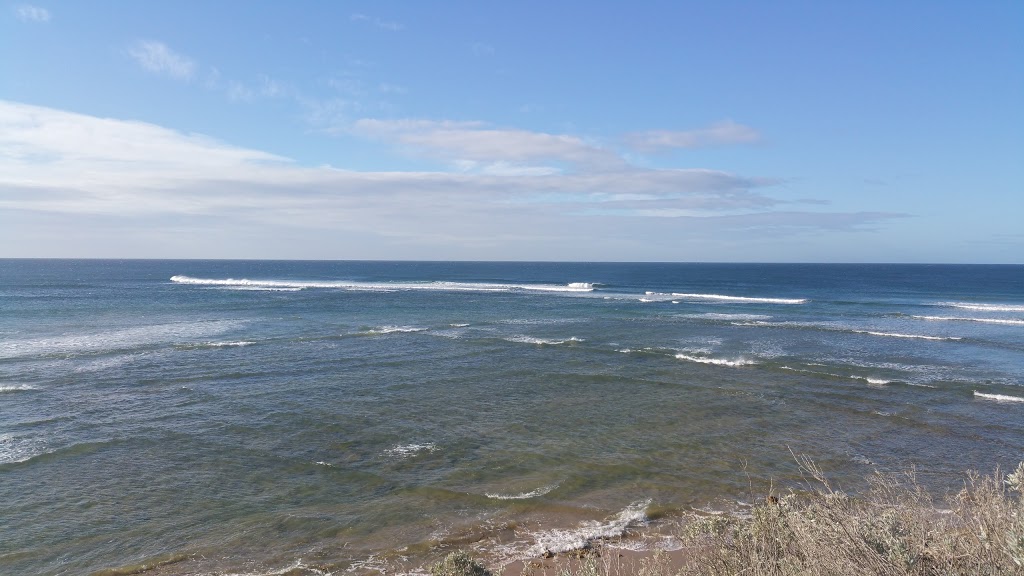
433, 459, 1024, 576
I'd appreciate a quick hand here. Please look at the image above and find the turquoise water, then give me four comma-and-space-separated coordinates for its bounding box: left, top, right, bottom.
1, 260, 1022, 575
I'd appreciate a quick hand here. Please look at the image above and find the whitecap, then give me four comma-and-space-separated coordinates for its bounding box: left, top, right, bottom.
485, 484, 559, 500
852, 330, 961, 341
974, 391, 1024, 403
681, 313, 773, 321
0, 384, 37, 393
671, 292, 807, 305
532, 500, 651, 555
504, 336, 582, 345
171, 275, 594, 294
912, 315, 1024, 326
940, 302, 1024, 312
675, 353, 755, 367
0, 433, 46, 465
0, 320, 243, 360
362, 326, 428, 335
384, 443, 437, 458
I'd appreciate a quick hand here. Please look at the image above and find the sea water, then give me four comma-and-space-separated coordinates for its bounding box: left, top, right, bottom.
1, 260, 1022, 575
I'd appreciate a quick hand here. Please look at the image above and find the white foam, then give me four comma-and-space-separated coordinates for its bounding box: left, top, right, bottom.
212, 285, 303, 292
913, 315, 1024, 326
0, 433, 46, 465
781, 366, 892, 386
384, 443, 437, 458
205, 340, 256, 347
504, 336, 582, 345
974, 391, 1024, 403
852, 330, 961, 341
671, 292, 807, 305
220, 561, 333, 576
362, 326, 428, 335
682, 313, 773, 321
675, 353, 755, 367
532, 500, 651, 555
171, 275, 595, 294
314, 461, 334, 467
0, 320, 242, 360
941, 302, 1024, 312
449, 323, 470, 327
485, 484, 559, 500
0, 384, 37, 393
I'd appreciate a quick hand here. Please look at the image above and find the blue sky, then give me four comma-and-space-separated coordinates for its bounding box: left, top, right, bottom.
2, 1, 1021, 262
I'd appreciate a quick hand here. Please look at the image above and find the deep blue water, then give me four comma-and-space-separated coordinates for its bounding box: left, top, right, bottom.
1, 260, 1022, 575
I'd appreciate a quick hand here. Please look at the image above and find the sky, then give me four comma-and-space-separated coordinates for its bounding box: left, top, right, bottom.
2, 1, 1022, 262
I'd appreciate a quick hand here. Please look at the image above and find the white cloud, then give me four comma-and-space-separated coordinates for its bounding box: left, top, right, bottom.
350, 13, 404, 31
625, 120, 761, 151
16, 4, 50, 22
0, 101, 901, 259
353, 118, 625, 172
127, 40, 195, 80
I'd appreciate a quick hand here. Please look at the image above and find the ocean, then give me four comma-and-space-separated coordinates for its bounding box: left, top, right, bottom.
1, 260, 1022, 575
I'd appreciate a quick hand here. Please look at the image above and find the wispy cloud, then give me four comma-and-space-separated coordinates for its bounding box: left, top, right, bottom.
0, 101, 901, 259
353, 118, 625, 173
15, 4, 50, 22
127, 40, 195, 80
625, 120, 761, 152
350, 13, 404, 31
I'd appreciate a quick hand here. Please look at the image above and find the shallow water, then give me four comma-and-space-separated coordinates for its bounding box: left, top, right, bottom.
1, 260, 1022, 575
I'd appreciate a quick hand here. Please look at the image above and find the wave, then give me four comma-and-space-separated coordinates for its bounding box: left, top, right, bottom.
941, 302, 1024, 312
780, 366, 892, 385
504, 336, 582, 345
674, 353, 755, 367
170, 275, 595, 294
532, 500, 651, 555
913, 315, 1024, 326
733, 320, 960, 341
850, 330, 962, 341
485, 483, 559, 500
0, 320, 243, 360
680, 313, 773, 321
384, 443, 437, 458
361, 326, 428, 335
0, 384, 38, 393
974, 391, 1024, 403
666, 292, 807, 305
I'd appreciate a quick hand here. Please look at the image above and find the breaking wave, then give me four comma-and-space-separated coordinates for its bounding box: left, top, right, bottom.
531, 500, 651, 555
171, 275, 595, 294
667, 292, 807, 304
912, 315, 1024, 326
850, 330, 961, 341
0, 384, 38, 393
941, 302, 1024, 312
384, 443, 437, 458
974, 391, 1024, 403
485, 484, 559, 500
674, 353, 755, 367
504, 336, 583, 345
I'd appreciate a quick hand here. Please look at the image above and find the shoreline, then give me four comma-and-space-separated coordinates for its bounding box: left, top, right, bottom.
98, 459, 1024, 575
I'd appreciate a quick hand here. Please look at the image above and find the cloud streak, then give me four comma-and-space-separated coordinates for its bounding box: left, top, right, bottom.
625, 120, 761, 151
128, 41, 196, 80
0, 101, 901, 259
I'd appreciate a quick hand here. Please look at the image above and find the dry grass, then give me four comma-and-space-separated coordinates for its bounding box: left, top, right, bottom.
433, 460, 1024, 576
